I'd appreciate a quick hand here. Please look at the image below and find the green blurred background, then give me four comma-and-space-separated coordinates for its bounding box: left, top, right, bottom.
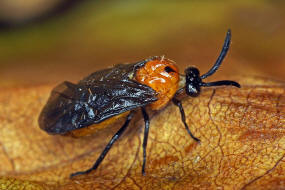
0, 0, 284, 87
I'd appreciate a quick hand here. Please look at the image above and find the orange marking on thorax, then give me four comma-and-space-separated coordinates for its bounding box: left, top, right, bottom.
135, 58, 179, 110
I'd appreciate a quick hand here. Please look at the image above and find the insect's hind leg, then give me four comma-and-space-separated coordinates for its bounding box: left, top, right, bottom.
141, 107, 150, 175
70, 111, 135, 178
172, 98, 200, 142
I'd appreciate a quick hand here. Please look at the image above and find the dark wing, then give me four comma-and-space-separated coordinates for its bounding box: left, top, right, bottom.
79, 60, 147, 85
38, 79, 157, 134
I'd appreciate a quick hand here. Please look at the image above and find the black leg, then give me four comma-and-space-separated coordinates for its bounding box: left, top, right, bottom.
141, 107, 150, 175
172, 98, 200, 142
201, 29, 231, 79
202, 80, 241, 88
70, 111, 135, 178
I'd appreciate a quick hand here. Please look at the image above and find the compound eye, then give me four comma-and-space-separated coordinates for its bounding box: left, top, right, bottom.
164, 66, 176, 73
185, 67, 200, 77
186, 84, 201, 97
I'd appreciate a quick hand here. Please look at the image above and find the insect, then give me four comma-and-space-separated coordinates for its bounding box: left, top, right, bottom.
38, 29, 240, 178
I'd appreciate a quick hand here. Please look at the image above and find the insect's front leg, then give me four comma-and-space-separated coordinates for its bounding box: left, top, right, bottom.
141, 107, 150, 175
172, 97, 200, 143
70, 111, 135, 178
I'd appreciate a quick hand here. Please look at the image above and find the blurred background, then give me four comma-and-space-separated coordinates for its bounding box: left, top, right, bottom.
0, 0, 284, 87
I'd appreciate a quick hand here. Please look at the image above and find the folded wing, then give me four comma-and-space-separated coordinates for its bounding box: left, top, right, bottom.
39, 78, 157, 134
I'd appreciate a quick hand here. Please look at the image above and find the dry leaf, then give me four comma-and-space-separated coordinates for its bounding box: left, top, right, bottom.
0, 177, 51, 190
0, 76, 284, 190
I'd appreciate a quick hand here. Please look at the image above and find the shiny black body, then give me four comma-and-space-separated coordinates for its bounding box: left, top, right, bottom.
38, 59, 158, 134
39, 29, 240, 178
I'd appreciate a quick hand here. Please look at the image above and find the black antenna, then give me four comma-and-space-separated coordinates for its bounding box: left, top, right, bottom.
200, 29, 231, 79
183, 29, 240, 97
201, 80, 240, 88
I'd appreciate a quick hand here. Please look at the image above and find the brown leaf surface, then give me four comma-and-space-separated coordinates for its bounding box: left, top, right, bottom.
0, 76, 284, 190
